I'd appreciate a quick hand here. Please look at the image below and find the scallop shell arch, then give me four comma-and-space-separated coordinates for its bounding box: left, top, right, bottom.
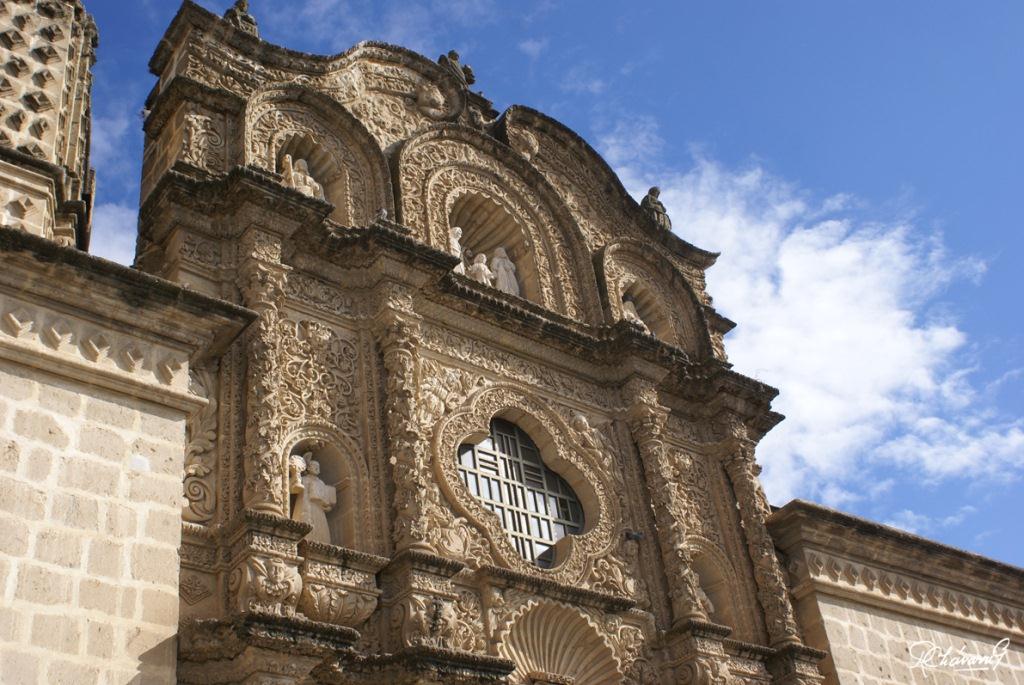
432, 384, 619, 584
498, 601, 623, 685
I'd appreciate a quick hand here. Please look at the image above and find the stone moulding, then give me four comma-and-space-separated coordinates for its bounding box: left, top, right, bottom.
476, 565, 635, 615
318, 645, 516, 684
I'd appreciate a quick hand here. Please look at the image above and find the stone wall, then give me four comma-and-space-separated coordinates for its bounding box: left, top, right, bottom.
0, 227, 253, 684
771, 500, 1024, 685
812, 594, 1024, 685
0, 362, 186, 684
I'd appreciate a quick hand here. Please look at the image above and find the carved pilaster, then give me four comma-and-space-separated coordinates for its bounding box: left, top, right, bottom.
719, 419, 803, 648
375, 284, 445, 554
238, 228, 290, 515
622, 378, 708, 626
767, 643, 827, 685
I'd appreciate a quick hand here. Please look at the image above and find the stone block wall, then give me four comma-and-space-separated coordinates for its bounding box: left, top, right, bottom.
0, 361, 186, 684
771, 500, 1024, 685
0, 227, 254, 684
813, 594, 1024, 685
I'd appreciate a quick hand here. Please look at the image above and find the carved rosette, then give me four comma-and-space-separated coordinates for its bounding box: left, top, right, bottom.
720, 421, 802, 648
622, 379, 708, 625
239, 229, 290, 515
297, 541, 386, 628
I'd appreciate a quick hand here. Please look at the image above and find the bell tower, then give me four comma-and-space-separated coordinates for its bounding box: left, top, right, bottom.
0, 0, 96, 248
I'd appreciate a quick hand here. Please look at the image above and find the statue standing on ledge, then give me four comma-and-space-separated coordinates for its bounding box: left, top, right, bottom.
281, 155, 325, 201
641, 186, 671, 230
622, 298, 650, 333
490, 247, 520, 296
224, 0, 259, 38
438, 50, 475, 91
449, 226, 466, 275
290, 454, 336, 546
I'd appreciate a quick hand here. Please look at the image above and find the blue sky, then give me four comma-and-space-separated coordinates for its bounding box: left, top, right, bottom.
86, 1, 1023, 565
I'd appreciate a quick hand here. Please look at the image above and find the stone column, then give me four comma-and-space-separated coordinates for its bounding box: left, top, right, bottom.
623, 378, 708, 626
718, 419, 802, 649
238, 227, 290, 516
374, 287, 437, 553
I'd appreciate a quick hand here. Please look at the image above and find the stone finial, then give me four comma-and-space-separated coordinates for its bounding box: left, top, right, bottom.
640, 186, 672, 230
224, 0, 259, 38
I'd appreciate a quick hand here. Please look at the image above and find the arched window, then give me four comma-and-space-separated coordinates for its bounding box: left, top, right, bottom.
458, 419, 583, 568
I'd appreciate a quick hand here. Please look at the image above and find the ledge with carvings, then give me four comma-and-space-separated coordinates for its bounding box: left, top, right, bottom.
316, 645, 516, 685
476, 564, 636, 615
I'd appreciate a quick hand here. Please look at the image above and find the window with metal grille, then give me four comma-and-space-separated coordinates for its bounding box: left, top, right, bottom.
457, 418, 584, 568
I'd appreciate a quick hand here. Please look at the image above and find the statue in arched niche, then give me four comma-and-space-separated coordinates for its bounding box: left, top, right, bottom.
289, 452, 336, 545
622, 297, 650, 333
468, 253, 494, 287
490, 247, 520, 296
640, 186, 671, 230
449, 226, 466, 275
281, 154, 325, 201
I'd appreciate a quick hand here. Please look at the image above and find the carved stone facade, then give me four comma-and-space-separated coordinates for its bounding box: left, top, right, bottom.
1, 2, 1022, 684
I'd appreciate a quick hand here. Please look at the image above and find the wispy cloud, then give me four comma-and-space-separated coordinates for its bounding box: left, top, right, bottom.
560, 64, 607, 95
884, 505, 977, 535
597, 116, 1023, 514
518, 38, 548, 60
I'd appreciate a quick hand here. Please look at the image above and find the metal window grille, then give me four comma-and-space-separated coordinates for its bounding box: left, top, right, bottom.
457, 418, 584, 568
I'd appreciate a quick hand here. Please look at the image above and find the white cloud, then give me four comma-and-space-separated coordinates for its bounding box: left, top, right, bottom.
89, 203, 137, 266
597, 118, 1022, 509
884, 505, 977, 535
518, 38, 548, 60
561, 65, 607, 95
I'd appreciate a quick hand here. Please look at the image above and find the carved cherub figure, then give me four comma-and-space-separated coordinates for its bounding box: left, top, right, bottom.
467, 253, 494, 286
640, 186, 671, 230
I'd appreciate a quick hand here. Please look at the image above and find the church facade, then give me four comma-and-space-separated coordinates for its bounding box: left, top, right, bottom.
0, 2, 1021, 684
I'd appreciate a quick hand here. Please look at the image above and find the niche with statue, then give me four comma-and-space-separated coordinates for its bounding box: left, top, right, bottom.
287, 440, 357, 548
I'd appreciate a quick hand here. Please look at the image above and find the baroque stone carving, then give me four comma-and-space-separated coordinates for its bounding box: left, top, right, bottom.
181, 106, 225, 172
721, 422, 802, 647
229, 555, 302, 616
184, 362, 219, 524
433, 384, 619, 586
498, 602, 623, 685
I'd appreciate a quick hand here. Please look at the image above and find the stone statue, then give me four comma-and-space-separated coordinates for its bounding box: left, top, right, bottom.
622, 298, 650, 332
697, 585, 716, 617
282, 154, 325, 201
224, 0, 258, 37
640, 186, 671, 230
290, 454, 336, 545
468, 253, 494, 287
490, 247, 519, 296
449, 226, 466, 275
438, 50, 475, 91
